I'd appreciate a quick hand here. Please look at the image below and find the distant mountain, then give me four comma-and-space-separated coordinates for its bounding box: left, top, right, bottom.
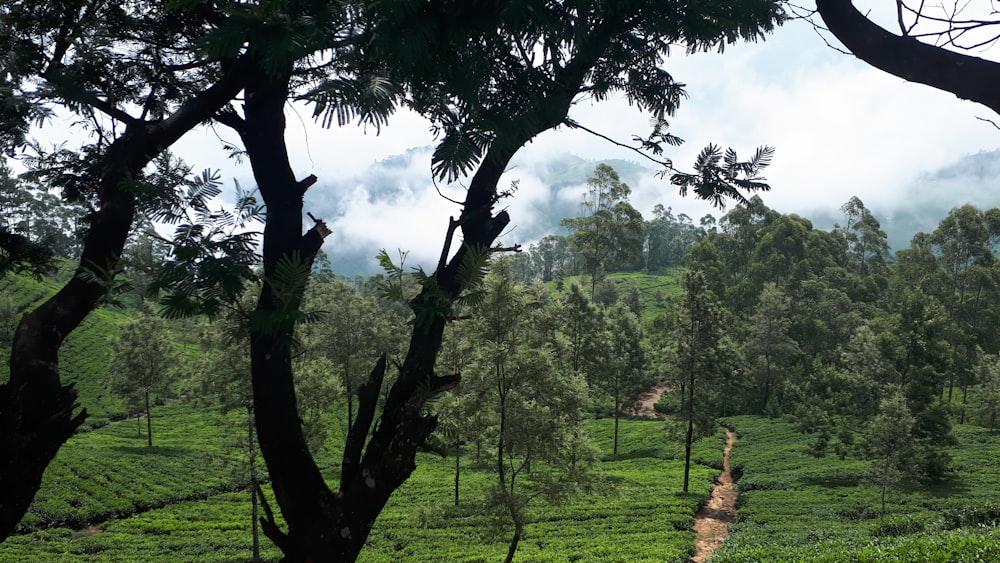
809, 149, 1000, 252
307, 150, 656, 276
308, 148, 1000, 275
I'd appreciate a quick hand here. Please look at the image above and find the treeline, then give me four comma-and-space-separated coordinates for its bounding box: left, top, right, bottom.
491, 172, 1000, 494
668, 194, 1000, 487
506, 164, 714, 288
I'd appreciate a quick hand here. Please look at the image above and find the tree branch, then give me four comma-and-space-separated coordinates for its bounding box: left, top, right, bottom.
341, 353, 386, 491
564, 118, 672, 168
816, 0, 1000, 116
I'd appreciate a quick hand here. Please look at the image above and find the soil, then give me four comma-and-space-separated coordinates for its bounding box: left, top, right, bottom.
690, 428, 740, 563
631, 384, 669, 419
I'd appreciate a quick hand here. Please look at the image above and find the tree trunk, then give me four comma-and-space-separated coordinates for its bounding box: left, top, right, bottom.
0, 54, 248, 538
815, 0, 1000, 116
504, 520, 523, 563
613, 395, 620, 457
454, 442, 461, 506
249, 407, 260, 562
683, 374, 695, 493
145, 389, 153, 448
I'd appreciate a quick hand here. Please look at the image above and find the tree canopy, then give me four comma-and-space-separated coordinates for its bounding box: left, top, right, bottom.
0, 0, 787, 556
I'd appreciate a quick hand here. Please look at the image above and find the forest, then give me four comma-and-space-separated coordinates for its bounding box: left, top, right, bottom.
3, 156, 1000, 561
2, 1, 1000, 562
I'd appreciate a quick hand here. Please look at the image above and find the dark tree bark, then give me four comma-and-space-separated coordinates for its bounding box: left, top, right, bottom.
145, 389, 153, 449
216, 58, 333, 560
234, 66, 576, 558
0, 55, 250, 540
815, 1, 1000, 115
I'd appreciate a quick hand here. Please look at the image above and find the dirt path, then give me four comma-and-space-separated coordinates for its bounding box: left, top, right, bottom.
632, 384, 669, 419
690, 428, 739, 563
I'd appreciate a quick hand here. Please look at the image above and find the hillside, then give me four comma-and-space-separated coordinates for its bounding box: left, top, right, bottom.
3, 257, 1000, 561
1, 269, 134, 428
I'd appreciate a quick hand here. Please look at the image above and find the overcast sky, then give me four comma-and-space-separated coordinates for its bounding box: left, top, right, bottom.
152, 6, 1000, 272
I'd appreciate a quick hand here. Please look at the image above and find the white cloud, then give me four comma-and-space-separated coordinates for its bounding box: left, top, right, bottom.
34, 10, 998, 276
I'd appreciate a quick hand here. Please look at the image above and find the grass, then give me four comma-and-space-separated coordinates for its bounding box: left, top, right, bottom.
1, 270, 133, 428
551, 266, 686, 324
0, 416, 727, 562
16, 402, 247, 532
712, 416, 1000, 563
3, 394, 999, 561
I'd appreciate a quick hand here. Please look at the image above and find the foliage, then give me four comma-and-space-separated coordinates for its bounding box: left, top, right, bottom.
106, 314, 180, 447
645, 205, 709, 273
145, 164, 265, 321
457, 262, 595, 561
741, 282, 800, 415
561, 165, 646, 296
668, 144, 776, 209
862, 391, 918, 514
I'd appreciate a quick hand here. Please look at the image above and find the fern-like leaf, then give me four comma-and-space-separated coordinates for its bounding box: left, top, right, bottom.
431, 128, 487, 182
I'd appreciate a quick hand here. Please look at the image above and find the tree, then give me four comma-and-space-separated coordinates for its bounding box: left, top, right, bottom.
0, 2, 254, 536
839, 196, 890, 279
529, 234, 579, 282
645, 204, 706, 272
203, 3, 782, 557
927, 205, 1000, 402
0, 160, 86, 272
974, 354, 1000, 431
813, 2, 1000, 116
107, 315, 179, 448
195, 305, 262, 562
670, 270, 728, 492
560, 283, 599, 378
463, 262, 591, 563
742, 282, 800, 414
298, 279, 402, 432
884, 287, 956, 478
561, 164, 646, 297
863, 390, 918, 515
590, 303, 648, 456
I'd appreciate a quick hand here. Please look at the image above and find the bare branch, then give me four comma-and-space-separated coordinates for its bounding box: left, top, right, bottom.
563, 118, 671, 168
975, 115, 1000, 130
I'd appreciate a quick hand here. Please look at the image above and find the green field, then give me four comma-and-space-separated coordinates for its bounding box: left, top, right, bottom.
551, 267, 686, 323
0, 411, 725, 562
3, 403, 1000, 561
714, 416, 1000, 563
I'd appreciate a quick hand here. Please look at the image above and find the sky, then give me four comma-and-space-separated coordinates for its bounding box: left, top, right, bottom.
52, 4, 1000, 274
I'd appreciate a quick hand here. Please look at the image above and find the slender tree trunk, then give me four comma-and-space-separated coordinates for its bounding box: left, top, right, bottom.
454, 441, 461, 506
683, 372, 695, 493
880, 474, 887, 515
346, 373, 355, 433
960, 385, 969, 425
613, 394, 620, 457
137, 413, 142, 438
504, 519, 523, 563
249, 407, 260, 562
145, 389, 152, 448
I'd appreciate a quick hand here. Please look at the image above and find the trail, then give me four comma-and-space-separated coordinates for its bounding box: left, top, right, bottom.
632, 384, 669, 419
690, 428, 739, 563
